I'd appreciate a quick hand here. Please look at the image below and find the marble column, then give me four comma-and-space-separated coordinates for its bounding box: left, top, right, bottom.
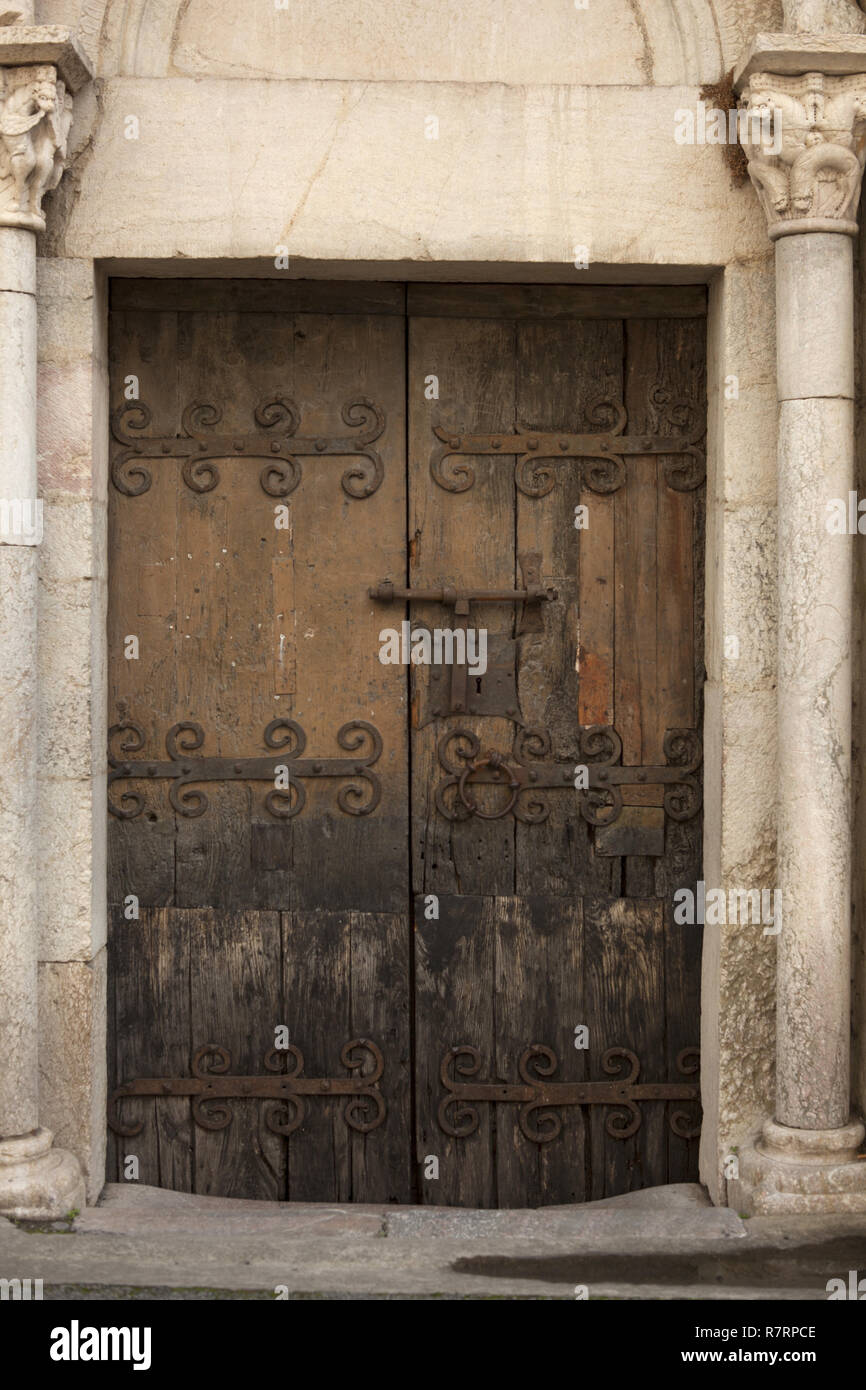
0, 24, 90, 1218
733, 46, 866, 1211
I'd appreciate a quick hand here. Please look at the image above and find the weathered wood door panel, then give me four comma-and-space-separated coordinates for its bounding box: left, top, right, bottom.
407, 291, 705, 1205
107, 284, 412, 1200
108, 281, 705, 1206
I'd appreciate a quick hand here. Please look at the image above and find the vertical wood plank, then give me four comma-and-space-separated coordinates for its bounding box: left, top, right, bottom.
108, 310, 180, 906
189, 908, 284, 1199
348, 912, 413, 1202
408, 315, 517, 898
515, 318, 623, 896
414, 894, 496, 1207
583, 897, 667, 1199
493, 897, 586, 1207
289, 312, 408, 914
109, 906, 192, 1191
273, 553, 295, 695
284, 910, 412, 1202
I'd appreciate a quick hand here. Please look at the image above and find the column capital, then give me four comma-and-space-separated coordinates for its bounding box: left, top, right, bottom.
781, 1, 866, 36
0, 26, 92, 233
738, 66, 866, 239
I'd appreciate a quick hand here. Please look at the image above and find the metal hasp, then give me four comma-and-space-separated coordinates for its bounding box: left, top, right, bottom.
108, 1040, 386, 1137
430, 395, 706, 496
438, 1045, 700, 1142
108, 719, 383, 818
111, 396, 387, 498
370, 553, 557, 719
435, 725, 702, 826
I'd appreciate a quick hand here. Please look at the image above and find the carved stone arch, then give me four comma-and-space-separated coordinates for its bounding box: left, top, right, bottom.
97, 0, 733, 85
634, 0, 726, 85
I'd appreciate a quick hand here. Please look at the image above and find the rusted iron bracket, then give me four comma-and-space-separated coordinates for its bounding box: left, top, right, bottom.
435, 725, 702, 824
438, 1045, 700, 1142
108, 719, 382, 819
110, 396, 386, 499
108, 1040, 386, 1137
430, 395, 705, 495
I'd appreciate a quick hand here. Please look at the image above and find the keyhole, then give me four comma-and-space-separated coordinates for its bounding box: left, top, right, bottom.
475, 677, 483, 694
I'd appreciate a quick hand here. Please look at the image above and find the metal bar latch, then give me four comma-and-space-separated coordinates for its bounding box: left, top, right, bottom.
369, 555, 557, 717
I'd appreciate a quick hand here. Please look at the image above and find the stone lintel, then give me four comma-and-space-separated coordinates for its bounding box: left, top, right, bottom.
735, 33, 866, 92
0, 26, 92, 92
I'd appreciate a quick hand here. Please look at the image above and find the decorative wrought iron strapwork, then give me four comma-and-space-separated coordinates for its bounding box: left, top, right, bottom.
435, 725, 702, 825
438, 1045, 700, 1142
111, 396, 387, 499
431, 391, 705, 495
108, 1039, 387, 1137
108, 719, 383, 819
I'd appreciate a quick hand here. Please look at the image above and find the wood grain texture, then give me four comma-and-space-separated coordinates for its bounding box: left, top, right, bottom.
408, 313, 518, 898
108, 284, 704, 1205
515, 317, 621, 897
407, 285, 707, 320
108, 906, 192, 1191
283, 910, 412, 1203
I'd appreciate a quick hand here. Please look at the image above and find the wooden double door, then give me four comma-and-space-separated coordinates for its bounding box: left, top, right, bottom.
107, 280, 706, 1206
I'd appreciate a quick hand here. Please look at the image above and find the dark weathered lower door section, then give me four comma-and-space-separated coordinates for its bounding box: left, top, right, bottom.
109, 901, 698, 1207
108, 907, 412, 1202
413, 896, 700, 1208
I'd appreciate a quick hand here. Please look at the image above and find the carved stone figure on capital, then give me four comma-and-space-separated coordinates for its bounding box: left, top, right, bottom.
0, 65, 73, 231
740, 71, 866, 232
782, 0, 866, 33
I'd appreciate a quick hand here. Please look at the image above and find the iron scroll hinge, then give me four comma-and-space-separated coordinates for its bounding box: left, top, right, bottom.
111, 396, 387, 499
438, 1045, 700, 1142
430, 394, 706, 496
435, 725, 702, 826
108, 719, 383, 819
108, 1040, 386, 1137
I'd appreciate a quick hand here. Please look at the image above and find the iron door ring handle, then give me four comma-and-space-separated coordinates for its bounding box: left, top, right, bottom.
458, 754, 521, 820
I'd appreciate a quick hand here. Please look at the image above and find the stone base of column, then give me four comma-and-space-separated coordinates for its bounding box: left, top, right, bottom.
729, 1118, 866, 1215
0, 1128, 84, 1221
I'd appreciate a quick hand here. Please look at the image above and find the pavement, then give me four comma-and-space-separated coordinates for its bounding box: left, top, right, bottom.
1, 1182, 864, 1300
